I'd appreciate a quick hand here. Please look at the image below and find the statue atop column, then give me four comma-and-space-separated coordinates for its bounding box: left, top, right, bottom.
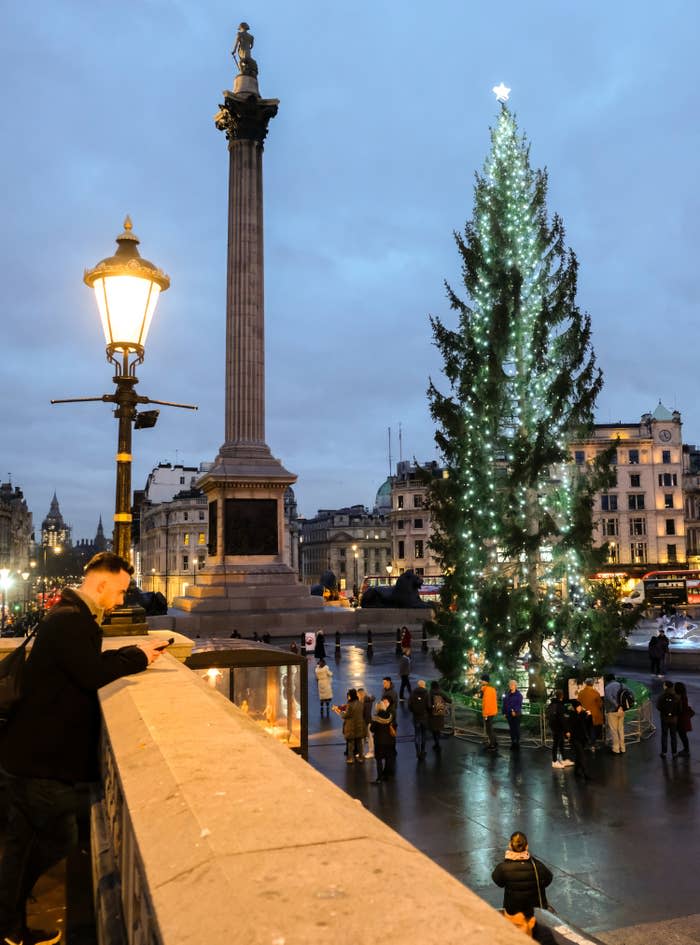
232, 22, 258, 78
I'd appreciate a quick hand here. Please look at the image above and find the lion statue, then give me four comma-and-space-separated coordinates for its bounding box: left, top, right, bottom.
361, 569, 431, 609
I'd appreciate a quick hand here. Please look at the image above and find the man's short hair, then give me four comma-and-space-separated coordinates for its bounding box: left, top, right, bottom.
84, 552, 134, 577
383, 676, 392, 684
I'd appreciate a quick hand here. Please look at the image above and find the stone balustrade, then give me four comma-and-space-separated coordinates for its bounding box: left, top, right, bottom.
95, 644, 527, 945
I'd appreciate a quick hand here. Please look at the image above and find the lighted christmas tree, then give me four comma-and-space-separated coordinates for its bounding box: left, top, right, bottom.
427, 87, 620, 697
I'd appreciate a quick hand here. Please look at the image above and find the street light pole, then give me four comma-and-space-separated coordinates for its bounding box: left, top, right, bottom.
0, 568, 10, 633
51, 218, 196, 636
21, 571, 29, 615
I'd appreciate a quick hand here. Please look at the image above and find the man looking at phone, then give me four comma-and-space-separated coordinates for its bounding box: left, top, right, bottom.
0, 552, 166, 945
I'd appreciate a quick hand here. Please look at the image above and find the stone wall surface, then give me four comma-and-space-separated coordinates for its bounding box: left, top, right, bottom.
98, 651, 526, 945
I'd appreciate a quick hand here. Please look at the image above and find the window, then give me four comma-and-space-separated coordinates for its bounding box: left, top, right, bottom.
630, 474, 641, 488
659, 473, 678, 487
629, 518, 646, 536
180, 477, 185, 485
628, 494, 645, 510
666, 519, 676, 536
198, 533, 206, 545
607, 542, 618, 563
182, 554, 189, 570
667, 544, 677, 563
397, 495, 404, 510
413, 494, 423, 509
415, 540, 424, 559
183, 511, 189, 521
610, 450, 618, 465
601, 518, 618, 536
664, 494, 674, 509
601, 494, 618, 512
414, 518, 424, 529
628, 449, 639, 465
398, 540, 405, 559
414, 567, 424, 576
183, 533, 190, 546
199, 511, 205, 521
197, 554, 206, 568
397, 519, 405, 530
631, 542, 647, 564
339, 549, 346, 558
574, 450, 585, 465
662, 450, 671, 464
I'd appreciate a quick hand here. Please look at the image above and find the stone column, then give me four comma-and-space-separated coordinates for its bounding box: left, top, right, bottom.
215, 87, 278, 456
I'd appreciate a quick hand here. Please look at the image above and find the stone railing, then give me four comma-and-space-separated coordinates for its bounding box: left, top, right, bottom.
95, 646, 527, 945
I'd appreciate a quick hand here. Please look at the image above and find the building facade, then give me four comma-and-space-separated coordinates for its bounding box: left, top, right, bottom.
0, 482, 33, 571
388, 461, 444, 580
299, 505, 392, 595
568, 403, 685, 568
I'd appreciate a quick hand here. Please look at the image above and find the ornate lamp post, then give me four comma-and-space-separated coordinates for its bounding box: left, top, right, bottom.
351, 544, 359, 601
52, 218, 196, 635
40, 543, 62, 613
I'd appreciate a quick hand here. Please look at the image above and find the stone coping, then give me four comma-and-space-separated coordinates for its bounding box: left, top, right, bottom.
98, 652, 525, 945
0, 630, 194, 664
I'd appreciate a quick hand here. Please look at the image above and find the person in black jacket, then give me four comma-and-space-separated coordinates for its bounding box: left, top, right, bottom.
408, 679, 430, 759
568, 700, 592, 781
369, 699, 396, 783
0, 553, 165, 945
492, 831, 553, 917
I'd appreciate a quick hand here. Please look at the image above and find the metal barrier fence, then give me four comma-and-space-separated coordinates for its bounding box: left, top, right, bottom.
448, 698, 655, 748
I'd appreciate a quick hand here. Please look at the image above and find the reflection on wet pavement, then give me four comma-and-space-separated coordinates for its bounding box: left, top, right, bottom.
305, 634, 700, 934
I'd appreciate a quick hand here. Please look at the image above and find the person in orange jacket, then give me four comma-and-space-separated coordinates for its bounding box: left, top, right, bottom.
480, 673, 498, 751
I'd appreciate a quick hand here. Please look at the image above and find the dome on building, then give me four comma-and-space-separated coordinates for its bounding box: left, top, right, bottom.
374, 478, 392, 512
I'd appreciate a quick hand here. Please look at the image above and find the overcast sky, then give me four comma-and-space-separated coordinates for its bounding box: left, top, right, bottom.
1, 1, 698, 540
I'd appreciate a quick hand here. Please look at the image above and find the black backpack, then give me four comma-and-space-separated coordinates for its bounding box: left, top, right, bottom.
0, 628, 38, 722
617, 686, 635, 711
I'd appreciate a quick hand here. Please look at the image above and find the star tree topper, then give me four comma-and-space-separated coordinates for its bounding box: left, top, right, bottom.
492, 82, 511, 103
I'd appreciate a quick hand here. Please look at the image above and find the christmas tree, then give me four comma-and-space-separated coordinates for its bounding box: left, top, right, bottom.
427, 89, 618, 698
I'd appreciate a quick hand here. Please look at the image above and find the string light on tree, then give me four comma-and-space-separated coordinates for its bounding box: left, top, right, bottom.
426, 89, 623, 698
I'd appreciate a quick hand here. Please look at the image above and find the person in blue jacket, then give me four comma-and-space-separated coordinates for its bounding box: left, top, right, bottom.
503, 679, 524, 750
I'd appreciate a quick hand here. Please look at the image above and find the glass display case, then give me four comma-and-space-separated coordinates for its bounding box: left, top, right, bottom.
186, 641, 308, 757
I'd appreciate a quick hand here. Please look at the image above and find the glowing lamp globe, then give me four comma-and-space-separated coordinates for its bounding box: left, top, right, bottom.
84, 217, 170, 358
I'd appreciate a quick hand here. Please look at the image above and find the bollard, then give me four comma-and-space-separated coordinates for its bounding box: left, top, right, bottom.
335, 630, 341, 660
421, 624, 428, 652
395, 627, 402, 656
300, 631, 306, 656
367, 628, 373, 659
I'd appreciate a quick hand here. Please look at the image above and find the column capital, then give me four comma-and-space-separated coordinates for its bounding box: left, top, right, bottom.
214, 91, 279, 147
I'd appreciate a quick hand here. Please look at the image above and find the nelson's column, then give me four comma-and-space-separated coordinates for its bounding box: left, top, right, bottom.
173, 25, 324, 634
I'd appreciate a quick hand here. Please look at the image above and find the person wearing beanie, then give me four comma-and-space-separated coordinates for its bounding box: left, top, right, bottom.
480, 674, 498, 751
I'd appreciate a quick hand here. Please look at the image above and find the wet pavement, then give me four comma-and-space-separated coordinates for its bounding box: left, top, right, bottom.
304, 633, 700, 936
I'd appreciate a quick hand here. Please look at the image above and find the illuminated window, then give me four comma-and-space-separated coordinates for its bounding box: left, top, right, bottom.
183, 533, 190, 545
198, 533, 206, 545
397, 495, 404, 510
415, 540, 424, 559
631, 542, 647, 564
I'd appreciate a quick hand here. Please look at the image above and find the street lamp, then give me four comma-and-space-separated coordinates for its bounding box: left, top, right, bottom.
52, 218, 197, 635
40, 543, 62, 613
0, 568, 11, 633
21, 572, 30, 614
386, 564, 393, 577
351, 544, 359, 601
